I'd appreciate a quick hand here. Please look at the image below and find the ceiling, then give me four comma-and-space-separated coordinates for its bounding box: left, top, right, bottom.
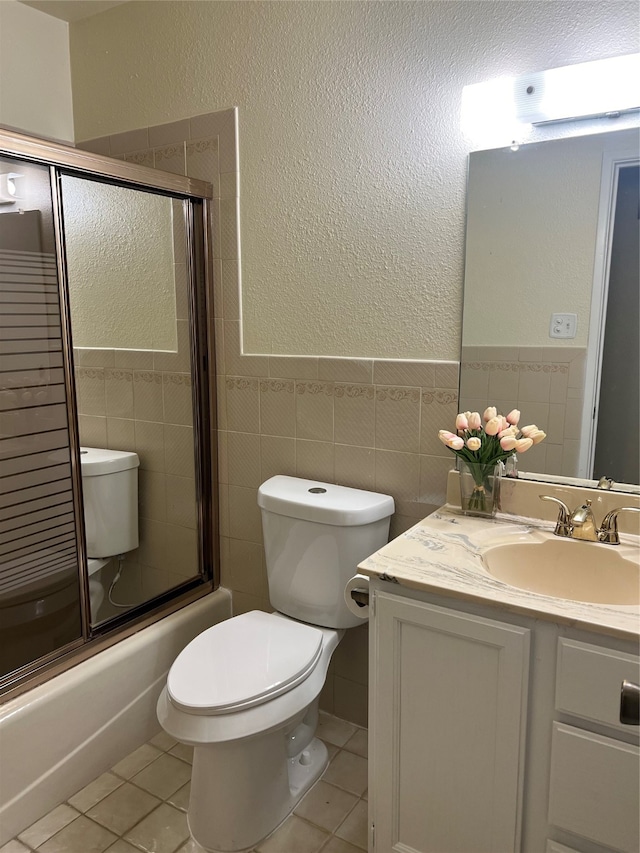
19, 1, 129, 23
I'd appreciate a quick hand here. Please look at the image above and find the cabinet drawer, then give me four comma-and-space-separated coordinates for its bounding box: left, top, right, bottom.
556, 638, 640, 731
548, 722, 640, 852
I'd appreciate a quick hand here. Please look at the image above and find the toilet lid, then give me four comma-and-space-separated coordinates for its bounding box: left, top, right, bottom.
167, 611, 324, 716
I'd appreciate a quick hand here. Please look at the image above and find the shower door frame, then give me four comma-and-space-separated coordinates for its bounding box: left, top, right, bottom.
0, 128, 218, 701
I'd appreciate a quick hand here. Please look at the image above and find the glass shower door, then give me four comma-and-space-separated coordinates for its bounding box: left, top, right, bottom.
0, 156, 84, 681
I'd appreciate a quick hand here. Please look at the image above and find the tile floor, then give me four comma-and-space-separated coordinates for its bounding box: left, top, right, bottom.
2, 714, 368, 853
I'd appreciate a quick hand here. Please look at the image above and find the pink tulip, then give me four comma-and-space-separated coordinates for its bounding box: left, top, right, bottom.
506, 409, 520, 425
468, 411, 482, 430
483, 406, 497, 422
438, 430, 464, 450
485, 416, 502, 436
515, 438, 533, 452
519, 424, 538, 438
530, 429, 546, 445
455, 413, 469, 431
500, 435, 517, 451
501, 417, 509, 431
466, 437, 481, 451
498, 426, 518, 439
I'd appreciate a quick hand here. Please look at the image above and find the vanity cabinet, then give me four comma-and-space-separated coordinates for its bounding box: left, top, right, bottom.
368, 584, 640, 853
369, 589, 530, 853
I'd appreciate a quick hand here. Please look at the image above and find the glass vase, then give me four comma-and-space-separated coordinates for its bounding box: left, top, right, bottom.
458, 458, 502, 517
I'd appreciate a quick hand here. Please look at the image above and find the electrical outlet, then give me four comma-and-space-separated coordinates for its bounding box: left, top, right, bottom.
550, 313, 577, 339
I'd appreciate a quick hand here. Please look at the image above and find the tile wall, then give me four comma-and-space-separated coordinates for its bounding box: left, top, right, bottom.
79, 109, 459, 725
460, 345, 586, 478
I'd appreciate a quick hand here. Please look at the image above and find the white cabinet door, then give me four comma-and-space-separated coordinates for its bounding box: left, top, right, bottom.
370, 590, 530, 853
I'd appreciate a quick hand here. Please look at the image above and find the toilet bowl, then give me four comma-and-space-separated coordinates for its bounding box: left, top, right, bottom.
158, 476, 394, 852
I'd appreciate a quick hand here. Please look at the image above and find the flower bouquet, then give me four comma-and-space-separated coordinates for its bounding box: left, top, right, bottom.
439, 407, 546, 516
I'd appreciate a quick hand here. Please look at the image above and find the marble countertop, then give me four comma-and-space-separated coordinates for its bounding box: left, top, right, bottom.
358, 506, 640, 641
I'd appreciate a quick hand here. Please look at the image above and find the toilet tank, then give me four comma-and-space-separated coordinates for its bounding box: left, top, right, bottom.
80, 447, 139, 559
258, 476, 394, 629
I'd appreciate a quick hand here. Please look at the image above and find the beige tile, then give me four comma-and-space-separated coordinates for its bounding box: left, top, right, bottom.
131, 753, 192, 800
294, 781, 358, 833
488, 364, 520, 401
227, 431, 262, 487
153, 321, 191, 373
165, 474, 197, 528
334, 445, 375, 491
75, 348, 115, 368
257, 814, 328, 853
318, 359, 373, 384
322, 750, 368, 796
133, 372, 164, 422
333, 625, 368, 685
269, 356, 318, 380
419, 455, 452, 506
295, 382, 334, 442
68, 772, 124, 813
320, 838, 363, 853
225, 377, 260, 433
135, 420, 166, 472
106, 417, 136, 452
18, 804, 80, 848
434, 361, 459, 388
333, 385, 375, 448
174, 264, 189, 321
220, 198, 239, 260
222, 259, 240, 320
164, 424, 195, 477
105, 369, 134, 418
110, 128, 149, 156
104, 841, 142, 853
154, 143, 186, 175
164, 525, 199, 576
459, 363, 490, 402
137, 518, 169, 571
333, 679, 368, 729
219, 484, 230, 537
343, 729, 368, 759
163, 373, 193, 426
518, 365, 551, 403
78, 415, 107, 447
374, 387, 420, 452
335, 799, 368, 850
166, 781, 190, 812
0, 842, 31, 853
228, 485, 263, 543
78, 136, 111, 156
76, 368, 106, 416
218, 430, 229, 484
295, 440, 335, 482
316, 713, 357, 747
111, 744, 163, 779
373, 360, 435, 387
124, 803, 189, 853
186, 137, 220, 190
219, 170, 239, 199
87, 782, 160, 836
260, 379, 296, 437
123, 149, 154, 168
260, 435, 296, 481
549, 367, 570, 404
420, 389, 459, 456
148, 731, 177, 752
168, 742, 194, 764
374, 450, 420, 502
150, 119, 190, 147
175, 839, 208, 853
231, 590, 271, 615
226, 537, 268, 596
38, 816, 117, 853
138, 470, 167, 522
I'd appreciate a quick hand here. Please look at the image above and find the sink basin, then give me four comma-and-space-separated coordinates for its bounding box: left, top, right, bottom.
481, 535, 640, 605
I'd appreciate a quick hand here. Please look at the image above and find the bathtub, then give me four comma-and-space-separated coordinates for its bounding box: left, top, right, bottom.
0, 588, 232, 844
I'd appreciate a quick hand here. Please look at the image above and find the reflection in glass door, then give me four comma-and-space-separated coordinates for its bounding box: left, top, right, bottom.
0, 156, 84, 679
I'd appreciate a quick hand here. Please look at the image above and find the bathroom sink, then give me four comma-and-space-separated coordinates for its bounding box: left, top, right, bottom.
481, 535, 640, 605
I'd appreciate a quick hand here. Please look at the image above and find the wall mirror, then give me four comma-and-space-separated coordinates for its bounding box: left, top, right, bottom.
460, 126, 639, 491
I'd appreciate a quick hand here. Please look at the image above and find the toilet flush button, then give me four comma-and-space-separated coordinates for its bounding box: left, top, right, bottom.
300, 750, 312, 766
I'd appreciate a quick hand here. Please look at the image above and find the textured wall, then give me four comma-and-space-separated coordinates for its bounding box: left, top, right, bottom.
0, 1, 74, 142
69, 1, 640, 360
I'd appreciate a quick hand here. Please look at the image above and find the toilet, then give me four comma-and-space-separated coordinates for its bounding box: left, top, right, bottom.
79, 447, 139, 616
157, 475, 394, 852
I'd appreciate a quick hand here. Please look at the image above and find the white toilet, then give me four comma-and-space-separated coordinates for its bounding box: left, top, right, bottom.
157, 475, 394, 852
79, 447, 139, 615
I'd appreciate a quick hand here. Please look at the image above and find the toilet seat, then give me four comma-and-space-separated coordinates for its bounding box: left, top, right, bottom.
167, 611, 324, 716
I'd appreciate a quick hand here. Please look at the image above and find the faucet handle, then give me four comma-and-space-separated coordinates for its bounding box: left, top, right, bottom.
599, 506, 640, 545
539, 495, 572, 537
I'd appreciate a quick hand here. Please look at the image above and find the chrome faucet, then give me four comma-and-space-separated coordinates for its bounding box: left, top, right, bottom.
598, 506, 640, 545
539, 496, 640, 545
